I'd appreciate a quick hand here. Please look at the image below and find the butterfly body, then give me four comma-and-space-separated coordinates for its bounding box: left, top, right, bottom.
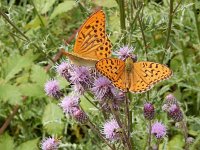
63, 9, 112, 67
96, 57, 172, 93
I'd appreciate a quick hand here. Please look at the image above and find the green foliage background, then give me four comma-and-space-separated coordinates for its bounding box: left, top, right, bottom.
0, 0, 200, 149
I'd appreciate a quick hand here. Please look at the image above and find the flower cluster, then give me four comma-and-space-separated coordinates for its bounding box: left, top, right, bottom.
162, 94, 183, 122
60, 95, 88, 124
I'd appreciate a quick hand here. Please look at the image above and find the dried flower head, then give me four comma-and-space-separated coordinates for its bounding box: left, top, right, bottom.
143, 103, 155, 120
70, 66, 92, 95
56, 61, 72, 81
168, 104, 183, 122
41, 137, 59, 150
102, 119, 120, 141
59, 96, 79, 114
44, 80, 62, 99
151, 121, 167, 139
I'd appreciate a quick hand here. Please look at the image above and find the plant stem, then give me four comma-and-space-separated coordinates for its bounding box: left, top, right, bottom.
125, 92, 133, 148
137, 5, 148, 61
181, 120, 189, 150
118, 0, 126, 45
148, 120, 152, 150
0, 10, 54, 63
162, 0, 174, 63
108, 101, 132, 150
87, 120, 115, 150
192, 0, 200, 43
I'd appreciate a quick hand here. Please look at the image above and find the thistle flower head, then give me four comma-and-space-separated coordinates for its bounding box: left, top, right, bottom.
41, 137, 59, 150
92, 77, 113, 100
115, 46, 137, 61
59, 95, 79, 114
102, 119, 120, 141
44, 79, 62, 99
56, 61, 72, 81
151, 121, 167, 139
70, 66, 92, 95
143, 103, 155, 120
168, 104, 183, 122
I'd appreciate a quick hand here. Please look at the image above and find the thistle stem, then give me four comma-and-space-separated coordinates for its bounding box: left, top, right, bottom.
148, 120, 152, 150
192, 0, 200, 43
108, 101, 132, 150
162, 0, 174, 63
182, 120, 189, 150
87, 120, 115, 150
118, 0, 126, 45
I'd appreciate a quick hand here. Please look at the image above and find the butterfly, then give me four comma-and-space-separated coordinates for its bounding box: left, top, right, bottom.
96, 57, 172, 93
62, 9, 112, 67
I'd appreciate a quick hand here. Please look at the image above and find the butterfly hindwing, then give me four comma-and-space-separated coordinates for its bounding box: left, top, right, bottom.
130, 61, 172, 93
73, 9, 111, 60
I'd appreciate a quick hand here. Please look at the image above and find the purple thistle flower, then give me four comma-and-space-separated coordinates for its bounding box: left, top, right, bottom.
72, 108, 88, 124
44, 80, 62, 99
41, 137, 59, 150
56, 61, 72, 81
151, 121, 167, 139
59, 96, 79, 114
143, 103, 155, 120
92, 77, 113, 100
70, 66, 92, 95
115, 46, 137, 61
102, 119, 120, 141
168, 104, 183, 122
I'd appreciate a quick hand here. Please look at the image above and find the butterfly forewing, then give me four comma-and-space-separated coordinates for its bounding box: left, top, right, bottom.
96, 58, 125, 81
130, 62, 172, 93
73, 10, 111, 60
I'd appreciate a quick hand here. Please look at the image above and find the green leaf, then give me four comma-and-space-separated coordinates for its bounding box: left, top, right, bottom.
42, 103, 64, 135
3, 50, 38, 83
19, 83, 45, 98
80, 93, 96, 112
16, 138, 39, 150
93, 0, 118, 8
0, 133, 14, 150
24, 16, 48, 30
0, 83, 22, 105
168, 134, 184, 150
50, 1, 76, 19
33, 0, 56, 14
31, 65, 49, 86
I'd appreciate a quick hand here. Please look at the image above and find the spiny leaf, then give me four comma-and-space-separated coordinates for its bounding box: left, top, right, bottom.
42, 103, 64, 135
16, 138, 39, 150
3, 50, 38, 83
0, 133, 14, 150
0, 83, 22, 105
50, 1, 76, 19
33, 0, 56, 14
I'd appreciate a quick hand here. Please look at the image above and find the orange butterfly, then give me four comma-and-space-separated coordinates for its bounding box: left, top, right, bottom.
96, 57, 172, 93
62, 9, 112, 67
